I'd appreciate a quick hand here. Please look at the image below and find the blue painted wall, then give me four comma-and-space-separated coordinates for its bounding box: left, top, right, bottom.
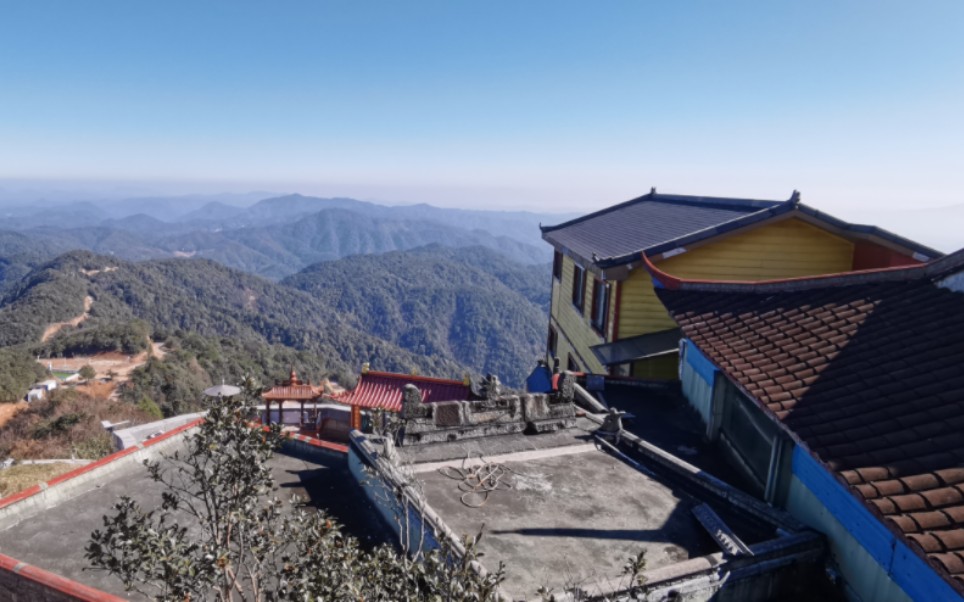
680, 339, 717, 425
790, 446, 959, 602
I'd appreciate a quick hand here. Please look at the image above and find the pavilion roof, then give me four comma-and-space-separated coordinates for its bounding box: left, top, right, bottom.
262, 369, 324, 401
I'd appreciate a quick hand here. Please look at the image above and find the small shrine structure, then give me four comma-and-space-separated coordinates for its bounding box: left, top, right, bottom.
261, 369, 324, 427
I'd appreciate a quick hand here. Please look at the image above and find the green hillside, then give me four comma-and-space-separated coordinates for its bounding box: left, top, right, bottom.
282, 246, 548, 387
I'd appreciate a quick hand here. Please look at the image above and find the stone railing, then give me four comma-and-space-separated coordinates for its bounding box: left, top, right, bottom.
399, 384, 576, 445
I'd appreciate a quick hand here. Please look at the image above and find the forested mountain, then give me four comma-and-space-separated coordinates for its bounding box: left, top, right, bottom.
162, 208, 546, 277
0, 251, 461, 372
0, 192, 558, 419
282, 246, 549, 387
0, 248, 548, 411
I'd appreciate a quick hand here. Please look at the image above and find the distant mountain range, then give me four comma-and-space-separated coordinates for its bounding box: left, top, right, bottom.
0, 191, 564, 412
0, 193, 574, 279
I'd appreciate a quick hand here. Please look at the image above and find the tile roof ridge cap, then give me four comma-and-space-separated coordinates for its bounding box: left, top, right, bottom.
542, 189, 788, 235
923, 246, 964, 279
363, 370, 467, 385
794, 202, 944, 259
540, 190, 656, 233
648, 192, 784, 209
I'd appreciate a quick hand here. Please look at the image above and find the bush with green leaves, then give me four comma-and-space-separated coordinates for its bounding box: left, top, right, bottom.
86, 382, 505, 601
0, 347, 46, 402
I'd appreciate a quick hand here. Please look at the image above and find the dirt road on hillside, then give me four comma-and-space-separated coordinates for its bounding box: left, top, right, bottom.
41, 296, 94, 342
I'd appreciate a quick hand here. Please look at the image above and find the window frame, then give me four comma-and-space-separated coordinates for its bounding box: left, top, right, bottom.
571, 263, 586, 311
552, 251, 563, 281
590, 278, 610, 335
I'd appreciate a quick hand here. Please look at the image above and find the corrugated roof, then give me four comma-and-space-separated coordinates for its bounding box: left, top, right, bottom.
331, 370, 471, 412
654, 250, 964, 593
590, 327, 682, 365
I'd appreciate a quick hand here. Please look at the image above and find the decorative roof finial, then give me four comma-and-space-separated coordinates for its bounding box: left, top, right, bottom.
789, 190, 801, 206
289, 367, 301, 386
650, 186, 657, 195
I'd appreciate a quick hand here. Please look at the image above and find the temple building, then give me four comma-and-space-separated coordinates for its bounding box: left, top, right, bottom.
261, 365, 475, 439
541, 189, 941, 379
330, 365, 473, 412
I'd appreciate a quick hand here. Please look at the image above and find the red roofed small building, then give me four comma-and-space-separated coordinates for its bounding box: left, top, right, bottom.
262, 369, 324, 427
650, 249, 964, 602
331, 366, 473, 414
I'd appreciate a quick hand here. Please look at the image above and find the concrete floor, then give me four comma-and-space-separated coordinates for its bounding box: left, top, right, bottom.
416, 446, 715, 600
0, 449, 386, 598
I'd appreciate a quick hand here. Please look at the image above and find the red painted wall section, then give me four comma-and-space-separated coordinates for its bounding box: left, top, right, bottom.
852, 241, 922, 270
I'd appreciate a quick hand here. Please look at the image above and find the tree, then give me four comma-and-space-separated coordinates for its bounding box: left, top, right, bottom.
85, 380, 505, 601
78, 364, 96, 382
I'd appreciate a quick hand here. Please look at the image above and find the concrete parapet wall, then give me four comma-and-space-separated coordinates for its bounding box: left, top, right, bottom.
0, 553, 125, 602
0, 419, 202, 601
281, 432, 349, 463
0, 419, 201, 530
348, 432, 445, 553
402, 394, 576, 445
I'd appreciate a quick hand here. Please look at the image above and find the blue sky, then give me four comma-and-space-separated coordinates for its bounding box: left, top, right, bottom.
1, 1, 962, 214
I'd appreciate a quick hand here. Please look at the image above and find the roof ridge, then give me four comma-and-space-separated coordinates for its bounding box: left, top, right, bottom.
540, 189, 784, 234
793, 203, 943, 259
364, 370, 467, 386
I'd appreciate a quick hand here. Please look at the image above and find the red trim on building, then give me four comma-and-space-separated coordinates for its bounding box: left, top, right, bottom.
852, 240, 923, 270
612, 280, 622, 340
642, 250, 933, 291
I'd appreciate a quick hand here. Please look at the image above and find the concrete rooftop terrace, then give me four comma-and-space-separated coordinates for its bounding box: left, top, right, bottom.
0, 428, 384, 600
357, 414, 824, 601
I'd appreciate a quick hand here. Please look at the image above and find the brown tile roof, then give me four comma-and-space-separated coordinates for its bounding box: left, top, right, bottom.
652, 250, 964, 592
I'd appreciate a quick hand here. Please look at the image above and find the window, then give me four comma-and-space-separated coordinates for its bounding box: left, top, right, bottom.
591, 279, 610, 334
547, 325, 558, 357
571, 264, 586, 310
552, 251, 563, 280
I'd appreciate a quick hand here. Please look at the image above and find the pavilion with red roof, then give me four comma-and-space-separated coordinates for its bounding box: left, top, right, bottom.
261, 369, 325, 427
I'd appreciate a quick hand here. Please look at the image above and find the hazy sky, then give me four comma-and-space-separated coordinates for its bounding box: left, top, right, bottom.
1, 1, 963, 214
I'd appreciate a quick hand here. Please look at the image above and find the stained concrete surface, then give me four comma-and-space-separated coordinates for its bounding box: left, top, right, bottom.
416, 446, 716, 600
0, 449, 386, 598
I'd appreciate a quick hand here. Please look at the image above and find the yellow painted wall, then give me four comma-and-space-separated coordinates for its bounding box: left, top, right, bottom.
620, 218, 855, 339
621, 218, 854, 378
548, 255, 607, 373
661, 218, 855, 280
551, 218, 854, 377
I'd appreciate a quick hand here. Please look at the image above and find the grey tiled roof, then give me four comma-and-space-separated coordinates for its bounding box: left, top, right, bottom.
542, 190, 943, 267
541, 192, 782, 265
